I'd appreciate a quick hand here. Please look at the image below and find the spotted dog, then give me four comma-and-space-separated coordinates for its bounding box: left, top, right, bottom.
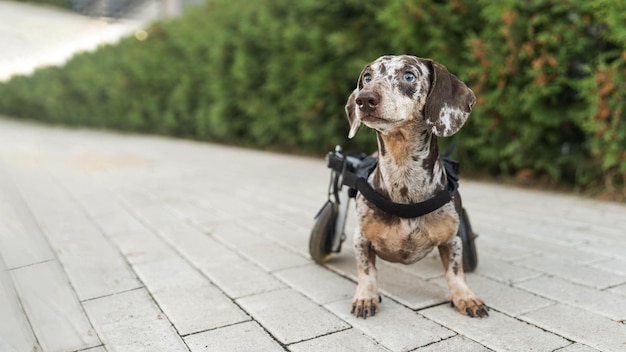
345, 55, 488, 318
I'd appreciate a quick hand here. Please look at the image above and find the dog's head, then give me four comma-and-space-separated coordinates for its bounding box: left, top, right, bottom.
345, 55, 475, 138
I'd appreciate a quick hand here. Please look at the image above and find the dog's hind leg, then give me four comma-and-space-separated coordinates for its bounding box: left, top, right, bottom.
438, 236, 488, 317
351, 226, 380, 318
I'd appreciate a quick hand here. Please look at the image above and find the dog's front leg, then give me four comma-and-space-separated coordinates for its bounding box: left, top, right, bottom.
351, 226, 380, 318
438, 236, 488, 317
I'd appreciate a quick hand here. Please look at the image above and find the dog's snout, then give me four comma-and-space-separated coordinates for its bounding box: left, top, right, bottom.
356, 91, 380, 112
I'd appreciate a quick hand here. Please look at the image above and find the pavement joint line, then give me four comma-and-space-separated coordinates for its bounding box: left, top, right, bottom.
8, 258, 57, 272
5, 263, 44, 351
179, 319, 253, 338
409, 334, 476, 352
75, 344, 106, 352
79, 286, 145, 304
284, 326, 354, 347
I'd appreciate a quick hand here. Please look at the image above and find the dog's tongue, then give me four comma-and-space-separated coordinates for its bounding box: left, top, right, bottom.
348, 119, 361, 139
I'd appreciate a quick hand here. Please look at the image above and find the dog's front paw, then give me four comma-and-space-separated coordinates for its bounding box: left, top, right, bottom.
451, 296, 489, 318
351, 285, 381, 319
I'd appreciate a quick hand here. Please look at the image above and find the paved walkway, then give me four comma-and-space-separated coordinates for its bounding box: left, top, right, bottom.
0, 0, 160, 81
0, 117, 625, 352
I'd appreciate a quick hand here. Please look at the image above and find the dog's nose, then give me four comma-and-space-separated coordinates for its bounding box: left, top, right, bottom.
356, 91, 380, 112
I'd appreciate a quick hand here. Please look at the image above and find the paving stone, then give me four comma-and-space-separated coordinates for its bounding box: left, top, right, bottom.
0, 168, 55, 269
83, 288, 188, 352
554, 343, 601, 352
326, 249, 451, 311
10, 261, 100, 352
325, 298, 454, 352
420, 305, 569, 352
326, 251, 359, 280
608, 283, 626, 297
72, 192, 122, 219
229, 240, 310, 272
9, 172, 142, 300
201, 258, 287, 299
470, 202, 598, 246
510, 237, 608, 264
0, 255, 40, 352
475, 255, 542, 284
210, 222, 270, 248
517, 275, 626, 321
211, 222, 309, 271
384, 251, 446, 280
81, 192, 179, 265
275, 263, 356, 305
415, 335, 491, 352
515, 254, 626, 289
475, 231, 536, 261
133, 257, 250, 335
124, 203, 186, 233
184, 321, 284, 352
238, 215, 311, 255
582, 241, 626, 261
520, 304, 626, 352
106, 228, 179, 264
288, 329, 388, 352
90, 210, 149, 237
178, 235, 286, 298
376, 262, 450, 310
161, 197, 233, 227
50, 227, 142, 301
590, 257, 626, 276
430, 275, 554, 317
236, 288, 349, 345
81, 347, 107, 352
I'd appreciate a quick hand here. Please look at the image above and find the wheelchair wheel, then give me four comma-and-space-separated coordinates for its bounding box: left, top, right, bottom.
458, 208, 478, 272
309, 201, 338, 264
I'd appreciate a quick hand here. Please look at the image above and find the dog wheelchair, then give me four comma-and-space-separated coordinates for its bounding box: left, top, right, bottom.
309, 145, 479, 272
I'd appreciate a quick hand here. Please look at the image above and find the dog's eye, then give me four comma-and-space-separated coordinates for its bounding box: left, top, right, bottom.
363, 73, 372, 84
403, 72, 416, 83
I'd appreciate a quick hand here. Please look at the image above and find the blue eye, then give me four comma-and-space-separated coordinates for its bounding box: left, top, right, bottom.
363, 73, 372, 84
403, 72, 416, 82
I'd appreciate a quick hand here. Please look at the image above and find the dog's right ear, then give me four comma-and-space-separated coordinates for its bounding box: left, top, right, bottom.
345, 89, 361, 139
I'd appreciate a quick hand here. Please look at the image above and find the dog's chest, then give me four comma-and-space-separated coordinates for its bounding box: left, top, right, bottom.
357, 201, 459, 264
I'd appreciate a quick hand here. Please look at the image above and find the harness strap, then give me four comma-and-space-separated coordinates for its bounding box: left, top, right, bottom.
341, 156, 460, 219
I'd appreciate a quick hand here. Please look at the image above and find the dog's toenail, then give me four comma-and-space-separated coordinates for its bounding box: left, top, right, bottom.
466, 308, 474, 317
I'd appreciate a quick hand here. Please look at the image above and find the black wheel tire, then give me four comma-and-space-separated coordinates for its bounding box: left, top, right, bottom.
309, 201, 338, 264
458, 208, 478, 272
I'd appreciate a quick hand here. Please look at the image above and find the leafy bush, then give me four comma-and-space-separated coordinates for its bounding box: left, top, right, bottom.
462, 0, 626, 189
15, 0, 72, 9
0, 0, 624, 195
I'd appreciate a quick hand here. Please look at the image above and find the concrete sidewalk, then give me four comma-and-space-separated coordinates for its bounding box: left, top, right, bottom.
0, 0, 160, 81
0, 117, 625, 352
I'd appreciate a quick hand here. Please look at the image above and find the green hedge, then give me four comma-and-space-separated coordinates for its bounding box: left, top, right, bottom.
0, 0, 624, 194
15, 0, 72, 9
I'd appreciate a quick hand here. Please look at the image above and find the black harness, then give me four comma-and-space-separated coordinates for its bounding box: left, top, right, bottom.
329, 149, 460, 219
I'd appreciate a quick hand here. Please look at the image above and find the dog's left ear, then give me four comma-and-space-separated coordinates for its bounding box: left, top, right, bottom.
345, 89, 361, 139
423, 61, 476, 137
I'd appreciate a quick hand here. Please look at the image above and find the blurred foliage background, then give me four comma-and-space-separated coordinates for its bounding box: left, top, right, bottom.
0, 0, 624, 198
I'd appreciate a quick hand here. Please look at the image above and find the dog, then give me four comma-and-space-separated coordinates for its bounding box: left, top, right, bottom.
345, 55, 488, 318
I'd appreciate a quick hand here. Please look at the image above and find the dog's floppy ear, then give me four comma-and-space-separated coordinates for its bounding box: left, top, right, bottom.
345, 89, 361, 139
423, 60, 476, 137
